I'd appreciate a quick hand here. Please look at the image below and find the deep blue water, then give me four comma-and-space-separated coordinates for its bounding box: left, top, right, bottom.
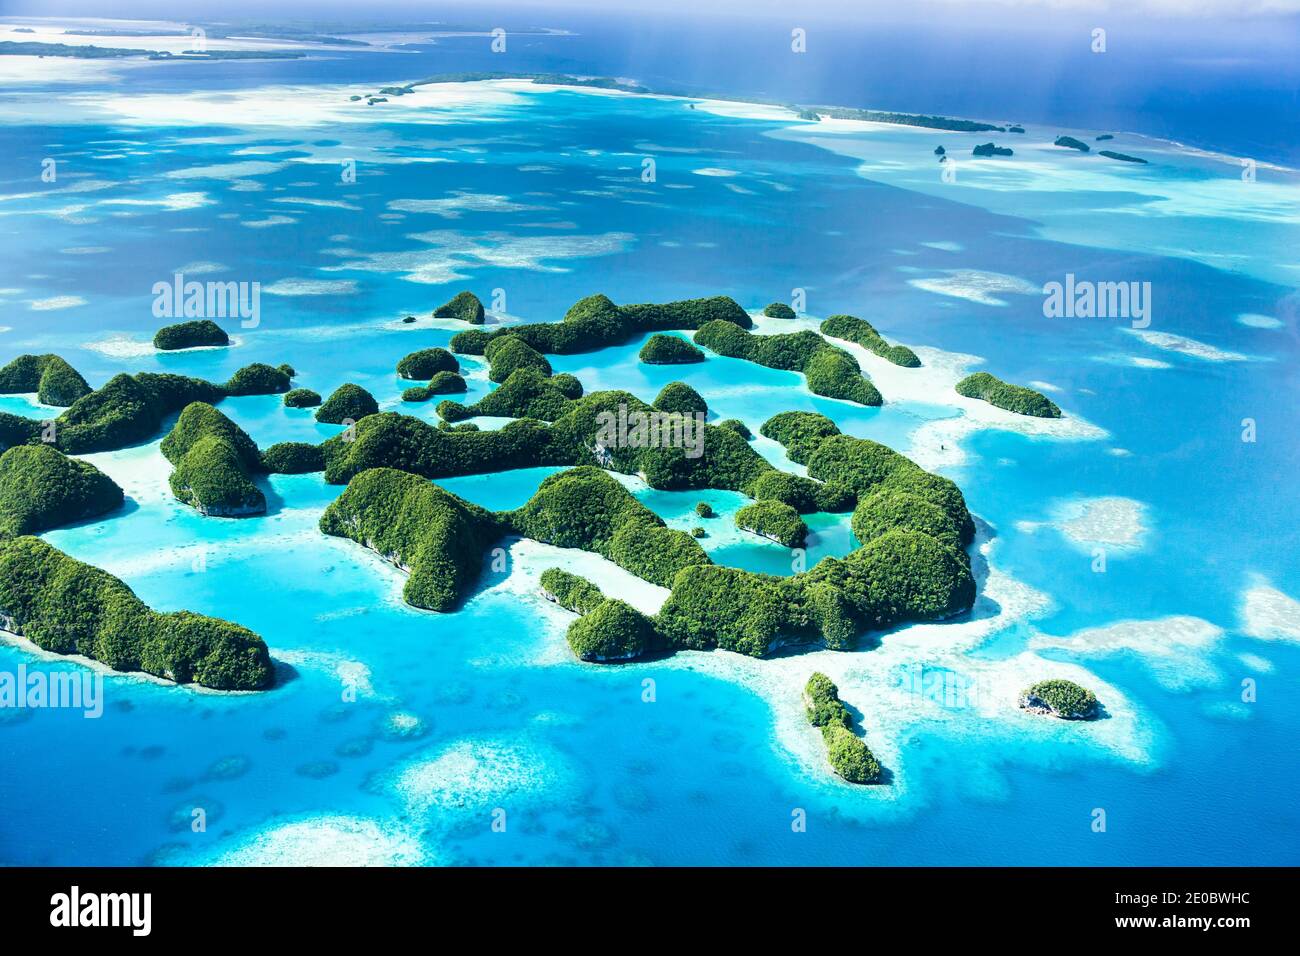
0, 13, 1297, 866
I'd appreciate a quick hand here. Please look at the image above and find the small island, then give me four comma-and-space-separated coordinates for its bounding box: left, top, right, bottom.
153, 319, 230, 351
316, 383, 380, 424
973, 143, 1013, 157
1054, 135, 1091, 152
1099, 150, 1148, 164
1019, 679, 1100, 720
396, 348, 459, 380
654, 381, 707, 415
762, 302, 797, 319
161, 402, 266, 517
283, 388, 322, 408
0, 444, 124, 535
821, 314, 921, 367
639, 334, 705, 364
804, 673, 883, 784
433, 290, 486, 324
955, 372, 1061, 418
0, 353, 92, 407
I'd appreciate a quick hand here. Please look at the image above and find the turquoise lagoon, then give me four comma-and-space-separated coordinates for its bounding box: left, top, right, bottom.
0, 75, 1298, 866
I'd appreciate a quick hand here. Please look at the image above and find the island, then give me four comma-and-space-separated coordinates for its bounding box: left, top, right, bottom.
1054, 135, 1091, 152
1019, 679, 1100, 720
0, 353, 92, 406
0, 536, 273, 690
161, 402, 266, 517
654, 381, 707, 415
0, 444, 123, 535
639, 334, 705, 364
821, 313, 921, 367
283, 388, 322, 408
153, 319, 230, 351
403, 370, 468, 403
694, 320, 883, 406
316, 383, 380, 424
433, 290, 486, 324
396, 347, 459, 380
955, 372, 1061, 418
1099, 150, 1148, 164
762, 302, 797, 319
972, 143, 1013, 157
804, 673, 883, 784
485, 336, 552, 383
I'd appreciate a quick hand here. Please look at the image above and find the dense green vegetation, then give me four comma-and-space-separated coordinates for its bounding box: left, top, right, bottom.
803, 673, 882, 784
654, 381, 707, 415
397, 347, 459, 379
433, 290, 485, 324
508, 467, 709, 587
566, 598, 659, 662
735, 499, 808, 547
955, 372, 1061, 418
0, 354, 93, 406
153, 319, 229, 351
429, 371, 468, 394
718, 418, 751, 439
759, 411, 843, 463
746, 470, 853, 514
1022, 679, 1100, 719
820, 314, 921, 367
486, 336, 552, 383
0, 444, 123, 535
852, 489, 963, 553
442, 368, 574, 422
224, 363, 293, 396
539, 567, 605, 615
0, 536, 273, 689
695, 502, 714, 518
694, 320, 882, 406
260, 441, 324, 474
54, 373, 223, 453
161, 402, 265, 516
319, 467, 502, 611
283, 388, 322, 408
973, 143, 1013, 157
316, 383, 380, 424
639, 334, 705, 364
763, 302, 797, 319
451, 293, 751, 357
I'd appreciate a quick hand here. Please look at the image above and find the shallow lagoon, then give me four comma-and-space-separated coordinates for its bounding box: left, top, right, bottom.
0, 72, 1298, 866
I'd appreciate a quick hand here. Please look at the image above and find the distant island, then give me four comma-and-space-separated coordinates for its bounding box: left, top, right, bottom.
154, 319, 229, 351
973, 142, 1013, 157
956, 372, 1061, 418
1100, 150, 1148, 164
1019, 679, 1100, 720
1054, 135, 1091, 152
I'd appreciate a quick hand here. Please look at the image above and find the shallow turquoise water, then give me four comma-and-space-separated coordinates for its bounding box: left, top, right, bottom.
0, 76, 1297, 866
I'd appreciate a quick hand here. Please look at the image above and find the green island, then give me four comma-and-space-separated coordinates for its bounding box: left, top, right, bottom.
973, 143, 1013, 157
396, 347, 459, 380
821, 314, 921, 367
261, 441, 325, 474
639, 334, 705, 364
0, 358, 296, 455
485, 336, 552, 383
1019, 679, 1100, 720
316, 383, 380, 424
433, 290, 486, 324
161, 403, 266, 517
450, 293, 751, 357
0, 444, 124, 535
283, 388, 322, 408
693, 320, 883, 406
763, 302, 797, 319
955, 372, 1061, 418
402, 370, 469, 403
0, 354, 93, 407
804, 672, 884, 783
735, 499, 808, 547
438, 367, 577, 422
1054, 135, 1091, 152
153, 319, 230, 351
0, 535, 274, 690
